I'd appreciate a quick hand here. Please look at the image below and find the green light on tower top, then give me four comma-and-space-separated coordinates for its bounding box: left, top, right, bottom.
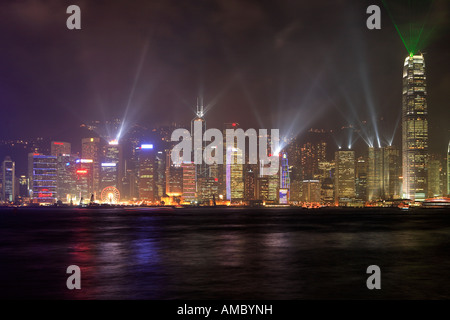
410, 52, 414, 57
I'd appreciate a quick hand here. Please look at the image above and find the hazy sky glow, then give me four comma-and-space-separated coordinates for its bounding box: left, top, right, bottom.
0, 0, 449, 153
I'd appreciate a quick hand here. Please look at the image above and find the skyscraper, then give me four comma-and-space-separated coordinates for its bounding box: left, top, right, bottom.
302, 180, 321, 203
383, 146, 401, 199
75, 159, 94, 203
243, 164, 257, 201
355, 156, 368, 201
165, 152, 183, 197
318, 160, 334, 204
334, 150, 355, 205
279, 152, 290, 203
137, 144, 156, 202
223, 122, 244, 202
285, 136, 302, 202
300, 129, 327, 180
182, 161, 196, 203
367, 147, 384, 201
192, 98, 207, 184
51, 141, 71, 157
82, 137, 101, 198
101, 140, 123, 193
2, 157, 15, 203
402, 53, 428, 201
427, 157, 442, 198
28, 153, 57, 204
56, 154, 76, 202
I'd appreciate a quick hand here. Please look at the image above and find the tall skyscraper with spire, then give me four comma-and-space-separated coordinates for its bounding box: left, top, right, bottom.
191, 97, 207, 201
402, 53, 428, 201
192, 98, 206, 165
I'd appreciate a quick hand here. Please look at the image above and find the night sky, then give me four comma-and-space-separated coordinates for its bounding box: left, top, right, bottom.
0, 0, 449, 153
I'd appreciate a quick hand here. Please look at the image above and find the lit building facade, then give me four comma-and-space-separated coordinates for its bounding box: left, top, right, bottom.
367, 147, 384, 201
280, 152, 290, 200
198, 177, 218, 204
300, 129, 328, 180
302, 180, 321, 203
318, 160, 334, 204
192, 98, 207, 183
334, 150, 355, 205
100, 162, 118, 190
223, 123, 244, 202
103, 140, 123, 192
427, 156, 442, 198
182, 161, 196, 203
402, 53, 428, 201
165, 152, 183, 197
75, 159, 94, 203
28, 153, 57, 204
243, 164, 257, 201
2, 157, 15, 202
355, 156, 368, 201
56, 154, 76, 202
137, 144, 156, 202
383, 146, 401, 199
51, 141, 71, 157
82, 137, 101, 198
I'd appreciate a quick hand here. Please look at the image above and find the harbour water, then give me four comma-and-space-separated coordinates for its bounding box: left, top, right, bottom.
1, 207, 449, 299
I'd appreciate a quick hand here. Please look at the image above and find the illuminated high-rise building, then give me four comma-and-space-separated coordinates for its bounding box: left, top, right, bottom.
101, 140, 123, 193
51, 141, 71, 157
367, 147, 384, 201
402, 53, 428, 201
56, 154, 76, 203
165, 152, 183, 197
2, 156, 15, 203
243, 164, 257, 201
82, 137, 101, 198
28, 153, 57, 204
198, 177, 218, 204
302, 180, 321, 203
100, 162, 118, 190
427, 156, 442, 198
334, 150, 355, 205
279, 152, 290, 203
366, 146, 401, 201
75, 159, 94, 203
383, 146, 401, 199
122, 160, 138, 201
318, 160, 334, 204
300, 129, 327, 180
355, 156, 368, 201
285, 137, 302, 202
18, 175, 28, 199
137, 144, 156, 202
257, 161, 278, 203
223, 123, 244, 202
192, 98, 207, 184
280, 152, 290, 190
155, 150, 166, 200
51, 141, 75, 203
182, 161, 196, 203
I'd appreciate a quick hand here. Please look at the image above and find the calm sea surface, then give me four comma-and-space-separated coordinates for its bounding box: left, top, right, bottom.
1, 207, 449, 299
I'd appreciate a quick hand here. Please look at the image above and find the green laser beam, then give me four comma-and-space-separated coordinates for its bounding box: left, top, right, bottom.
381, 0, 411, 53
410, 0, 434, 54
382, 0, 434, 56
